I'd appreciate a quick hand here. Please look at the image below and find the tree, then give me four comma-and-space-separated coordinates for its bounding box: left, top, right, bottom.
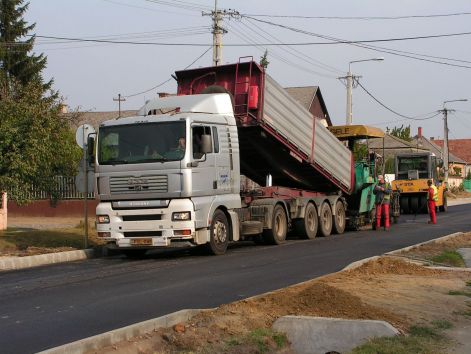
386, 124, 411, 142
0, 1, 81, 204
0, 0, 52, 98
0, 79, 82, 203
260, 50, 269, 69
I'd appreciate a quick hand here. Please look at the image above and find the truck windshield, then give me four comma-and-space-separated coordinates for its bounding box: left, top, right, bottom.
397, 156, 429, 179
98, 121, 186, 165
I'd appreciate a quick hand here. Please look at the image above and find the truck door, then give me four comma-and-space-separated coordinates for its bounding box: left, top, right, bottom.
213, 125, 232, 193
191, 125, 216, 196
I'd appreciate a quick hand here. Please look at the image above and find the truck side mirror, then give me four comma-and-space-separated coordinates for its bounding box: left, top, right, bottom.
201, 134, 212, 154
87, 136, 95, 164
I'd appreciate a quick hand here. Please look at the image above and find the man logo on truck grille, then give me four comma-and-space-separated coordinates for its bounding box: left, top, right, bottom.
127, 177, 148, 191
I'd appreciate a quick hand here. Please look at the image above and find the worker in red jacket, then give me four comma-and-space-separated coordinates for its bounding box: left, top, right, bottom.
374, 175, 392, 231
427, 179, 438, 224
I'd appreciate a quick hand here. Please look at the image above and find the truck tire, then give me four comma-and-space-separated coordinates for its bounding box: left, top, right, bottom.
332, 200, 346, 235
318, 201, 333, 237
263, 204, 288, 245
439, 193, 448, 212
410, 196, 419, 214
122, 249, 147, 258
419, 196, 427, 213
206, 209, 229, 255
294, 202, 318, 239
400, 196, 410, 214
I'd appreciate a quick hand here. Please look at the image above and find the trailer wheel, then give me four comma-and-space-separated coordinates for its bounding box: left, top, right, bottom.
332, 200, 346, 234
263, 204, 287, 245
294, 202, 318, 239
439, 193, 448, 212
206, 209, 229, 255
318, 202, 333, 237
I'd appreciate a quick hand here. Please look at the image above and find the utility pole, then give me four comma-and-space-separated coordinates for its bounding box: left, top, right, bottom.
203, 1, 239, 66
440, 99, 467, 186
113, 93, 126, 117
344, 71, 358, 126
339, 57, 384, 125
441, 107, 451, 184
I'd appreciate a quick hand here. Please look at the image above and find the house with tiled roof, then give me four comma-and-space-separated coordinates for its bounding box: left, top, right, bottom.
431, 138, 471, 178
410, 130, 468, 188
284, 86, 332, 126
367, 134, 428, 160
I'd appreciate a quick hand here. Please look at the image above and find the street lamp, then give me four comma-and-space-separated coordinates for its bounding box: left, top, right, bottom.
344, 57, 384, 125
441, 98, 468, 184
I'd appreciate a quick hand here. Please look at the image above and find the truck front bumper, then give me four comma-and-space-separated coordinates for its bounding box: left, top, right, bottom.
96, 199, 197, 248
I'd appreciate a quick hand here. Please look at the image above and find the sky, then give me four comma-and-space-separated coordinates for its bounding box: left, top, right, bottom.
25, 0, 471, 139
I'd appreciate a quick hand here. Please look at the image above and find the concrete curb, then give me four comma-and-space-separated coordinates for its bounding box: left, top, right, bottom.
342, 232, 469, 272
37, 309, 208, 354
273, 316, 399, 354
385, 232, 464, 255
0, 248, 99, 272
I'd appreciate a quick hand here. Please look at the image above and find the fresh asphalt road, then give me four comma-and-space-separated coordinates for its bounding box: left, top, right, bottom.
1, 204, 470, 354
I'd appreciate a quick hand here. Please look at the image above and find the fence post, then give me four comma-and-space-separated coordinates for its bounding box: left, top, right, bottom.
0, 192, 7, 231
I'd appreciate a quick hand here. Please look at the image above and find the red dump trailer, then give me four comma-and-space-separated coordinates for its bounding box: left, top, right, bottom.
176, 59, 354, 195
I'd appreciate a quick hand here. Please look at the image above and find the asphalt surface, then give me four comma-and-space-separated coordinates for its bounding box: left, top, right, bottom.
1, 204, 470, 354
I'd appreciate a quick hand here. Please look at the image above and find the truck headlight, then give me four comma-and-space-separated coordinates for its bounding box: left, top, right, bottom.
172, 211, 191, 221
96, 215, 110, 224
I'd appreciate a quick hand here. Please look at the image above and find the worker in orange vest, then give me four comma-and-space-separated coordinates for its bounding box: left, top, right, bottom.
427, 179, 438, 224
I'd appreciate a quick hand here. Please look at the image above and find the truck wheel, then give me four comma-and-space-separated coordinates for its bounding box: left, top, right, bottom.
410, 196, 419, 214
400, 196, 410, 214
122, 249, 147, 258
419, 196, 427, 213
294, 202, 318, 239
439, 194, 448, 212
206, 209, 229, 255
318, 202, 332, 237
263, 204, 287, 245
332, 200, 346, 234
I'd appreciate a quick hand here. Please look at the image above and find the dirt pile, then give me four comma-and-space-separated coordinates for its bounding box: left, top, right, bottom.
348, 256, 446, 276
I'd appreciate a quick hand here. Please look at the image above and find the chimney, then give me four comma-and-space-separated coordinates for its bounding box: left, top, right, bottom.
60, 104, 68, 114
418, 127, 422, 138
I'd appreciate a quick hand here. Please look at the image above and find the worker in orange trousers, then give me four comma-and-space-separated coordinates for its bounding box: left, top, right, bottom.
427, 179, 438, 224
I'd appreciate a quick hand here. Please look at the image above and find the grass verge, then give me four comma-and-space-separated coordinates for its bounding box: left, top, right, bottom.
351, 324, 449, 354
430, 250, 465, 267
0, 225, 101, 255
223, 328, 288, 353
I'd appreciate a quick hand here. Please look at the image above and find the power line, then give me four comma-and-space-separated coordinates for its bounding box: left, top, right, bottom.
22, 29, 471, 49
141, 0, 213, 12
357, 81, 440, 121
124, 46, 212, 98
228, 22, 336, 79
102, 0, 201, 16
242, 11, 471, 20
242, 16, 471, 69
243, 18, 342, 74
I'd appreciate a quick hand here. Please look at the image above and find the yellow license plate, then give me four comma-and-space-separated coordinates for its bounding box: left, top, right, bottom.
130, 238, 152, 246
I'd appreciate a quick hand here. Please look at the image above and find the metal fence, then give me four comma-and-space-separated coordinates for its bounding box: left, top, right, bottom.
14, 176, 95, 200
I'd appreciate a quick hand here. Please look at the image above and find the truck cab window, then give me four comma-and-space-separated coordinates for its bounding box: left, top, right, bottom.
212, 126, 219, 153
192, 126, 212, 159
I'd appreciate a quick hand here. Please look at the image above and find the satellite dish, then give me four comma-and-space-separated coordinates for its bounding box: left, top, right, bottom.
75, 124, 96, 149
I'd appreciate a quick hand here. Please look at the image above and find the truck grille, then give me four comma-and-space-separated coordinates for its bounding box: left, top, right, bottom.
110, 175, 168, 194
